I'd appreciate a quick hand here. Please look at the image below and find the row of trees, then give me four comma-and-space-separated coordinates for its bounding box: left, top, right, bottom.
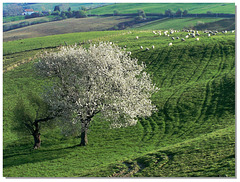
113, 9, 188, 22
165, 8, 188, 16
25, 5, 88, 19
14, 42, 159, 149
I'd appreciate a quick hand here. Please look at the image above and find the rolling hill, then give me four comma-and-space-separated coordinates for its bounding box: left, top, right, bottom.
89, 3, 235, 15
3, 30, 235, 177
129, 17, 228, 30
3, 16, 134, 42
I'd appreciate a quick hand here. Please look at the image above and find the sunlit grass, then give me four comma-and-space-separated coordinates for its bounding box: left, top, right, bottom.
3, 30, 235, 177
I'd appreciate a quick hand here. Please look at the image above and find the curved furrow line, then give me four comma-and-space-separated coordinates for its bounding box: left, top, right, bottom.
192, 44, 223, 123
154, 48, 188, 134
150, 49, 171, 86
139, 118, 154, 143
214, 43, 235, 121
169, 46, 213, 132
147, 49, 165, 68
159, 49, 177, 88
185, 46, 210, 83
194, 44, 224, 124
195, 44, 217, 82
162, 87, 184, 135
169, 48, 187, 87
146, 117, 161, 143
176, 44, 223, 137
204, 43, 227, 122
136, 118, 146, 144
160, 45, 213, 135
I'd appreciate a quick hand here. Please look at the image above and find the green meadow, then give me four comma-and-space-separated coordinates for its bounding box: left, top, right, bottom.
3, 29, 235, 177
130, 17, 226, 30
89, 3, 235, 15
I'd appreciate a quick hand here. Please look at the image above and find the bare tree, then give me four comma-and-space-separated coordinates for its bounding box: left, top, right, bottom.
35, 42, 159, 146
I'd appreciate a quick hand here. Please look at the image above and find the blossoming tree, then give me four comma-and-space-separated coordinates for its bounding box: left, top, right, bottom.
35, 42, 159, 146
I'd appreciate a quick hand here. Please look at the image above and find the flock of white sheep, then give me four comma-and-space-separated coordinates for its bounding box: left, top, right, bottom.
133, 29, 235, 51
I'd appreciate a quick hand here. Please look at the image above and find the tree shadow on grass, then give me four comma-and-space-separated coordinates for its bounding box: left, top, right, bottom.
3, 142, 81, 168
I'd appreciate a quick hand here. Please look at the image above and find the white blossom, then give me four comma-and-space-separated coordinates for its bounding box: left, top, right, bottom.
35, 42, 159, 137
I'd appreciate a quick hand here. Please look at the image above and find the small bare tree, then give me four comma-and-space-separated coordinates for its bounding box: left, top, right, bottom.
35, 42, 159, 146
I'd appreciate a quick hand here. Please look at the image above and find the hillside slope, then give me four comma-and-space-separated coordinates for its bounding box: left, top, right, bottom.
3, 16, 133, 42
89, 3, 235, 15
3, 30, 235, 177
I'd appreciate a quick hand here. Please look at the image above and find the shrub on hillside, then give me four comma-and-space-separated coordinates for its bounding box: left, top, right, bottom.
135, 15, 144, 22
75, 10, 87, 18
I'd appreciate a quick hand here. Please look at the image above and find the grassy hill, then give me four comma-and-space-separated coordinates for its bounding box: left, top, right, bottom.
89, 3, 235, 15
3, 30, 235, 177
3, 16, 134, 42
129, 17, 227, 30
3, 16, 235, 43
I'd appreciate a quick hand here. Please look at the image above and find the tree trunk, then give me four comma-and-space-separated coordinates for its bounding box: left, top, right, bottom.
33, 121, 41, 149
33, 131, 41, 149
79, 119, 91, 146
79, 129, 88, 146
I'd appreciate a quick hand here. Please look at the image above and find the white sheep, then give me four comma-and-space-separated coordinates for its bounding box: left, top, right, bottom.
208, 34, 211, 37
196, 38, 200, 41
181, 38, 185, 41
140, 46, 143, 49
127, 51, 131, 55
172, 37, 175, 40
168, 42, 173, 46
146, 48, 149, 51
185, 35, 189, 38
136, 36, 139, 39
152, 45, 155, 49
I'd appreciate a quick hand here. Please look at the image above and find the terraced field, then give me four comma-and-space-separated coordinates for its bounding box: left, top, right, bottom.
3, 30, 235, 177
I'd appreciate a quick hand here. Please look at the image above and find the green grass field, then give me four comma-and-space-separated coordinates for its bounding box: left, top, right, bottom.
3, 30, 235, 177
89, 3, 235, 15
3, 15, 25, 23
129, 17, 226, 30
